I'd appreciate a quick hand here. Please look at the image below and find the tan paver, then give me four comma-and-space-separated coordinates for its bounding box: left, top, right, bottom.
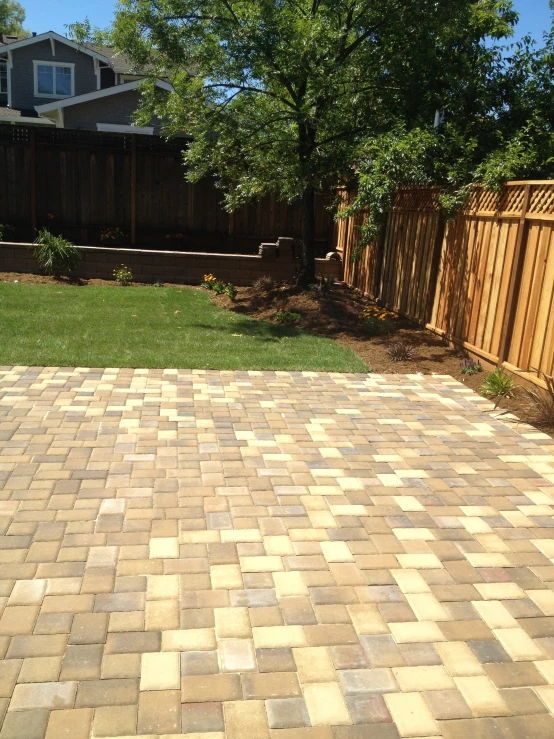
0, 367, 554, 736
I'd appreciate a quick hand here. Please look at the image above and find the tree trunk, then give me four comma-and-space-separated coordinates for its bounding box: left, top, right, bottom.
296, 185, 316, 287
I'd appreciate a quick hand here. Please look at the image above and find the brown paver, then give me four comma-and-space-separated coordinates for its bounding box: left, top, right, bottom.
0, 367, 554, 737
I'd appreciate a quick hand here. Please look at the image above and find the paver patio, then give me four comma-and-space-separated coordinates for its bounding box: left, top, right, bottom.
1, 367, 554, 739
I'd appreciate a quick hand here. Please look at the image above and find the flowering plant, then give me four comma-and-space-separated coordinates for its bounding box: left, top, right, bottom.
101, 227, 128, 245
360, 304, 396, 336
201, 274, 218, 289
113, 264, 133, 285
165, 232, 185, 241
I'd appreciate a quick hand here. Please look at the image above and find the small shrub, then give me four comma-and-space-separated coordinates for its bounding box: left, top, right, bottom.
387, 340, 417, 362
523, 370, 554, 432
362, 316, 395, 337
225, 283, 238, 301
253, 275, 275, 291
481, 369, 516, 405
101, 227, 128, 245
33, 229, 81, 278
360, 305, 396, 336
274, 306, 301, 325
113, 264, 133, 286
201, 274, 218, 290
212, 280, 228, 295
460, 358, 483, 376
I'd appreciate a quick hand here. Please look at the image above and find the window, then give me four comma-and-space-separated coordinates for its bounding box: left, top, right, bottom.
0, 62, 7, 95
33, 61, 74, 98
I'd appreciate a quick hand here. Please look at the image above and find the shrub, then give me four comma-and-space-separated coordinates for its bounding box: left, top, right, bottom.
387, 340, 417, 362
274, 306, 301, 325
100, 227, 128, 245
460, 358, 483, 376
481, 369, 516, 406
253, 275, 275, 291
360, 305, 396, 336
212, 280, 228, 295
33, 229, 81, 278
225, 283, 238, 301
113, 264, 133, 286
362, 316, 395, 337
523, 370, 554, 432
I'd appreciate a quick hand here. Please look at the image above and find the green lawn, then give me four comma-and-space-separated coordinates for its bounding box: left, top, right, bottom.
0, 283, 368, 372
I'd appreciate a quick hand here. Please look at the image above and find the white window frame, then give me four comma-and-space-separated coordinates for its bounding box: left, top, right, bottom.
33, 60, 75, 99
0, 61, 7, 95
97, 123, 154, 135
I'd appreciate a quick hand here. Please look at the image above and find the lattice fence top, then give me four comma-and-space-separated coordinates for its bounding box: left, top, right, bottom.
391, 187, 441, 212
528, 184, 554, 214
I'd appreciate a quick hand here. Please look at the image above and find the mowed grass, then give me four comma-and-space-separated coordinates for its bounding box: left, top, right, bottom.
0, 282, 368, 372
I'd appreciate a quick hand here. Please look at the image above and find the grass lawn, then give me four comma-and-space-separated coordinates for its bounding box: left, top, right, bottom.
0, 282, 368, 372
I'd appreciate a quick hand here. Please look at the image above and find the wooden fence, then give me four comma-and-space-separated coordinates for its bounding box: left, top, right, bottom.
0, 124, 335, 254
338, 182, 554, 387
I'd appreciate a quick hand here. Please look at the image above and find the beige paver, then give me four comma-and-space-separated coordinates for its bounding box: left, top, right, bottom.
0, 367, 553, 737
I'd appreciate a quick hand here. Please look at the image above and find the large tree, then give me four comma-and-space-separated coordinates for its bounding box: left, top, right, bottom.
0, 0, 28, 36
81, 0, 517, 285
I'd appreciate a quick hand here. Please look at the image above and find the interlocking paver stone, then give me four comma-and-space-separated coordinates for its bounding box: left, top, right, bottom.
0, 367, 554, 736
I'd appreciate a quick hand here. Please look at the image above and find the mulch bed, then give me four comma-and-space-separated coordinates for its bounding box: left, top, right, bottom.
2, 271, 552, 438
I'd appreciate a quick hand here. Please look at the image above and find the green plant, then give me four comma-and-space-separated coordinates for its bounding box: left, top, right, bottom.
212, 280, 227, 295
201, 274, 218, 289
387, 340, 417, 362
360, 305, 396, 337
481, 369, 516, 406
522, 370, 554, 432
362, 316, 395, 337
460, 358, 483, 376
274, 306, 301, 326
33, 229, 81, 278
113, 264, 133, 286
225, 283, 237, 301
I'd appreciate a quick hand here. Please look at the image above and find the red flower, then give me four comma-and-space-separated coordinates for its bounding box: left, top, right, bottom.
165, 234, 171, 239
47, 213, 55, 221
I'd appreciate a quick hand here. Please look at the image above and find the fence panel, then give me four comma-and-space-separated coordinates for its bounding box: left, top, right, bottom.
0, 124, 334, 253
339, 181, 554, 388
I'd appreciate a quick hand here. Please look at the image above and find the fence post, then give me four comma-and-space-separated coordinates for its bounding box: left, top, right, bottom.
497, 183, 531, 366
30, 128, 38, 236
425, 210, 446, 323
130, 135, 137, 246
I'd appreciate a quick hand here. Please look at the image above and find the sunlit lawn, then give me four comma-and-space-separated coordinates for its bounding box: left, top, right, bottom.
0, 282, 368, 372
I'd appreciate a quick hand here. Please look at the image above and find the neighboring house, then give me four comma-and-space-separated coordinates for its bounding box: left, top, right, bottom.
0, 31, 169, 133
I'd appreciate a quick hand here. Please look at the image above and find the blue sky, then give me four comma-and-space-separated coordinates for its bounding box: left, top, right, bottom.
21, 0, 553, 42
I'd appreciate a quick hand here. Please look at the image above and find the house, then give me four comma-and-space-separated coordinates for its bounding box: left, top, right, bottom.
0, 31, 169, 133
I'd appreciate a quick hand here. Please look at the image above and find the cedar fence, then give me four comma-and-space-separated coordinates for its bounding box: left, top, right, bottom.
338, 183, 554, 388
0, 124, 335, 254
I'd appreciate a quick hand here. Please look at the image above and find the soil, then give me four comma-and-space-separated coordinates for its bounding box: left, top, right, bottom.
1, 270, 552, 439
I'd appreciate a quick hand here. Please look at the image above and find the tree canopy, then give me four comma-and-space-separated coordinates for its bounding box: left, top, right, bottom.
0, 0, 28, 36
74, 0, 522, 281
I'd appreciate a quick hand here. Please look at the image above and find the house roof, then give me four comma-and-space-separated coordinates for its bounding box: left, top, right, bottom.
0, 31, 111, 64
35, 79, 172, 116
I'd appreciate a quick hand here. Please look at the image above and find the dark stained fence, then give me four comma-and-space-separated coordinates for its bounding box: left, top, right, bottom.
0, 124, 335, 254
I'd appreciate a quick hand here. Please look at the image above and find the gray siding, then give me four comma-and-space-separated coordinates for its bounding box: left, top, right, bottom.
63, 89, 161, 132
8, 39, 97, 111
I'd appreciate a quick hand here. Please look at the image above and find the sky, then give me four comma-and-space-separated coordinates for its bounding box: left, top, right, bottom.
20, 0, 553, 42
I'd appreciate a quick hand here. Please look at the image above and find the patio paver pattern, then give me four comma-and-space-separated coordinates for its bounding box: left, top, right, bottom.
0, 367, 554, 739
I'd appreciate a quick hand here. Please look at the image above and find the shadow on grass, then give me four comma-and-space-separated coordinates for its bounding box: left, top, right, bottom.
192, 318, 302, 342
